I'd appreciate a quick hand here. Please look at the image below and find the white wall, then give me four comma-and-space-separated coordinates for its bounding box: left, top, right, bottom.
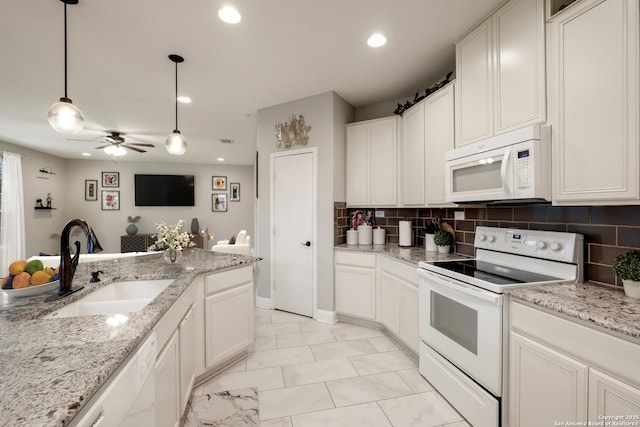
256, 91, 353, 312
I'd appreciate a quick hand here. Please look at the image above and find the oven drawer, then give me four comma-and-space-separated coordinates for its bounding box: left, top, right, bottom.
419, 342, 499, 427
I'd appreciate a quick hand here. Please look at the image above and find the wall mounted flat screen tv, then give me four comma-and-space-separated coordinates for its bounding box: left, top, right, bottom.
135, 174, 195, 206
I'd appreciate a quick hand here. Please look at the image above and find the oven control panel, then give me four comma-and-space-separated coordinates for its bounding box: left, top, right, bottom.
474, 226, 583, 263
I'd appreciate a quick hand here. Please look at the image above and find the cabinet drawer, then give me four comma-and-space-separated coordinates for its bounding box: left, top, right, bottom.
205, 266, 252, 295
335, 251, 376, 268
381, 256, 418, 286
510, 301, 640, 388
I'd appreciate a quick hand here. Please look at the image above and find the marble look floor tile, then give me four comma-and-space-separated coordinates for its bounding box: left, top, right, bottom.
255, 322, 301, 337
191, 384, 204, 396
378, 391, 463, 427
298, 319, 348, 332
246, 346, 315, 370
255, 314, 273, 326
255, 308, 273, 315
182, 387, 259, 427
368, 335, 400, 352
396, 368, 434, 393
270, 310, 309, 324
276, 330, 336, 349
330, 324, 386, 341
326, 372, 413, 407
259, 383, 334, 420
310, 339, 377, 360
349, 350, 417, 376
290, 402, 392, 427
282, 358, 358, 387
200, 367, 285, 393
260, 417, 292, 427
223, 359, 247, 373
252, 335, 278, 352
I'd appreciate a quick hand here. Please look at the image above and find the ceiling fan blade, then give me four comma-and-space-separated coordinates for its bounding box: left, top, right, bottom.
123, 145, 146, 153
68, 138, 99, 142
94, 145, 110, 149
127, 143, 155, 148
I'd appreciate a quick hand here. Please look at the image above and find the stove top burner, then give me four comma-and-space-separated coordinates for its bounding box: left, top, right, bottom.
430, 259, 562, 285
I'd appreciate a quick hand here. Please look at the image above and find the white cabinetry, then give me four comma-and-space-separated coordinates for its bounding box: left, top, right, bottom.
456, 0, 545, 146
549, 0, 639, 204
346, 116, 399, 207
509, 301, 640, 425
335, 251, 377, 320
156, 330, 180, 427
402, 102, 426, 206
380, 257, 419, 353
179, 306, 195, 413
204, 267, 253, 369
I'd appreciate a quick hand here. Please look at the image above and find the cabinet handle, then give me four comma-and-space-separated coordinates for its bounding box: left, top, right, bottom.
300, 241, 311, 247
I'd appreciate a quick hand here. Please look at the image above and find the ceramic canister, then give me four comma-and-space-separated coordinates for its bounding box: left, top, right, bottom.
373, 227, 386, 245
358, 225, 373, 245
346, 229, 358, 245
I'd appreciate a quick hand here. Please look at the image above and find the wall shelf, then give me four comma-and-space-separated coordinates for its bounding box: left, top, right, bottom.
34, 207, 56, 210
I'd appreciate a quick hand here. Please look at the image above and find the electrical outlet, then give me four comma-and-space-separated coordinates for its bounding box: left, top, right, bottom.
454, 211, 465, 220
375, 210, 385, 218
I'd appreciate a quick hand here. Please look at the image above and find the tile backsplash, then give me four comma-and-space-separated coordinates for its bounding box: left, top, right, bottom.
334, 202, 640, 288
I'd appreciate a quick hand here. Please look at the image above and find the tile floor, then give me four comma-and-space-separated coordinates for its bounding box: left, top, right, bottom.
192, 308, 471, 427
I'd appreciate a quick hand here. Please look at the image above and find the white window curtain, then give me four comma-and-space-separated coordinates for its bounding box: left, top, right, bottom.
0, 152, 25, 269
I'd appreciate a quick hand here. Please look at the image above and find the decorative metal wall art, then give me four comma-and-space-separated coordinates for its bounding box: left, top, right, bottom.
275, 114, 311, 148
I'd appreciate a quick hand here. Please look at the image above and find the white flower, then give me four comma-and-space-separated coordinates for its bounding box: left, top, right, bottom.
148, 220, 195, 251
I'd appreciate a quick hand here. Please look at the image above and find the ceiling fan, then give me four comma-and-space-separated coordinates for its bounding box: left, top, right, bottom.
69, 131, 155, 154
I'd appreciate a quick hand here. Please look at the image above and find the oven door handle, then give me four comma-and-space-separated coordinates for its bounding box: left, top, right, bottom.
418, 269, 503, 306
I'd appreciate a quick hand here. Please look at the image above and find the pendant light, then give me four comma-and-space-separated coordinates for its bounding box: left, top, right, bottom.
48, 0, 84, 134
165, 54, 187, 155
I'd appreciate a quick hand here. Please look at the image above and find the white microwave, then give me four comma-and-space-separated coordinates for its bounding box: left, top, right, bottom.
445, 125, 551, 203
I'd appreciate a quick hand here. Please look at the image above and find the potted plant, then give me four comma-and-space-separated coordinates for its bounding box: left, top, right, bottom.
613, 250, 640, 298
433, 229, 454, 254
424, 219, 439, 252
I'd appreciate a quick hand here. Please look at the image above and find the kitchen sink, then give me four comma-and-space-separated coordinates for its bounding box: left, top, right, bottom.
46, 279, 174, 318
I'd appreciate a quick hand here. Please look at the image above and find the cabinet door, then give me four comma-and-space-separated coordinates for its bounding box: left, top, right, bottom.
370, 118, 398, 206
346, 123, 370, 206
380, 272, 400, 335
335, 264, 376, 320
156, 330, 180, 427
589, 368, 640, 422
179, 306, 195, 414
425, 82, 455, 205
455, 18, 493, 146
550, 0, 639, 204
398, 281, 419, 354
205, 283, 253, 368
509, 332, 588, 427
493, 0, 545, 134
402, 102, 425, 206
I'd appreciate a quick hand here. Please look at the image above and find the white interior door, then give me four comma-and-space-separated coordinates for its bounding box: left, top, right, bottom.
271, 149, 315, 317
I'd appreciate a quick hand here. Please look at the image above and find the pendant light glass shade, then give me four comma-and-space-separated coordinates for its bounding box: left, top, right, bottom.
48, 97, 84, 134
49, 0, 84, 134
165, 130, 187, 155
166, 54, 187, 155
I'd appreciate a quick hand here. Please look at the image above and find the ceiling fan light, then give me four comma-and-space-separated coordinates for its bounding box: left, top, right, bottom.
165, 130, 187, 155
48, 98, 84, 134
104, 145, 127, 156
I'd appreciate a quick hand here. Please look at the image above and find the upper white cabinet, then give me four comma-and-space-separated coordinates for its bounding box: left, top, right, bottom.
401, 81, 456, 207
549, 0, 639, 204
455, 0, 545, 147
346, 116, 399, 207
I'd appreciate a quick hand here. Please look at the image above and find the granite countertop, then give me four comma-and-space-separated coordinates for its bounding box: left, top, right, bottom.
0, 249, 260, 427
507, 283, 640, 343
334, 243, 468, 265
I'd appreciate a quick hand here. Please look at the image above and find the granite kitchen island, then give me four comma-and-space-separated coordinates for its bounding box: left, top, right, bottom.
0, 249, 260, 426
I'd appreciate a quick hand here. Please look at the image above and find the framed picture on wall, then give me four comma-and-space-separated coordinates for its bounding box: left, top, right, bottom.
102, 172, 119, 187
230, 183, 240, 201
101, 190, 120, 210
85, 179, 98, 201
212, 193, 227, 212
212, 176, 227, 191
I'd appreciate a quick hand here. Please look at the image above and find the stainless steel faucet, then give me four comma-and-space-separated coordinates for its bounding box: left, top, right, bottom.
52, 219, 103, 299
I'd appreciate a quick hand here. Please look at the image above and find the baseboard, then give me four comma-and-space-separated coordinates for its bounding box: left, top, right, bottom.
314, 309, 337, 324
255, 296, 273, 309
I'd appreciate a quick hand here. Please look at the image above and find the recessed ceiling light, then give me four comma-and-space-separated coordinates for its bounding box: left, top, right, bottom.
367, 33, 387, 48
217, 157, 225, 162
218, 6, 241, 24
177, 96, 192, 103
81, 152, 91, 157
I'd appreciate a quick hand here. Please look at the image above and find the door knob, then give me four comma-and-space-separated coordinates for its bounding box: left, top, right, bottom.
300, 241, 311, 247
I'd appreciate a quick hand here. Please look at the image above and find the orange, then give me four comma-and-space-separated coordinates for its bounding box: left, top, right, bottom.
12, 272, 31, 289
8, 260, 27, 276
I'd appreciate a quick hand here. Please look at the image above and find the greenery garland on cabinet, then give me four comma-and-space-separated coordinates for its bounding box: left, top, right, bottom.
393, 71, 453, 116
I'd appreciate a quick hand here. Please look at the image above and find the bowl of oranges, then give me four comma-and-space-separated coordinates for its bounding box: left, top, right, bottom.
1, 259, 60, 300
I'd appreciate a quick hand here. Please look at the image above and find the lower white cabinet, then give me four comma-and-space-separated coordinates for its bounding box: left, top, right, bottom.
509, 301, 640, 426
156, 330, 180, 427
381, 257, 419, 354
204, 267, 254, 369
179, 306, 196, 413
335, 251, 377, 320
380, 271, 400, 335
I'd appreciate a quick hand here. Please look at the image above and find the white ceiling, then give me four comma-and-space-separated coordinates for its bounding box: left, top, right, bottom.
0, 0, 504, 165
